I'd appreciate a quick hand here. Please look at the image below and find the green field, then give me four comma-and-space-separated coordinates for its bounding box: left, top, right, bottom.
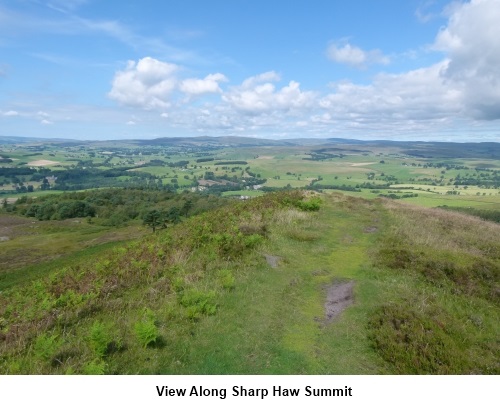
0, 214, 147, 287
2, 138, 499, 213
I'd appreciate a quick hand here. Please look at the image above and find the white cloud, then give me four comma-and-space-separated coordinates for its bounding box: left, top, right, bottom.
222, 72, 316, 114
167, 72, 319, 137
2, 110, 19, 116
241, 71, 281, 88
415, 0, 441, 23
434, 0, 500, 120
109, 57, 230, 110
319, 61, 461, 125
46, 0, 89, 12
315, 0, 500, 132
326, 41, 390, 68
85, 1, 500, 139
40, 119, 53, 125
108, 57, 179, 109
179, 73, 227, 97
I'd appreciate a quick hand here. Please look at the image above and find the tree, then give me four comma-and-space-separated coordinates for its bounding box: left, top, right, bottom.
36, 202, 56, 220
181, 199, 193, 217
165, 207, 181, 224
41, 178, 50, 190
143, 210, 162, 233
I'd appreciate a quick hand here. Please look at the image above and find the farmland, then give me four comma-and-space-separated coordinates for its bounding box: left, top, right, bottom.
1, 136, 499, 211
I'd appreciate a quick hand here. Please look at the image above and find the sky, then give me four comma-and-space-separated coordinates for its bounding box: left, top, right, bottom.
0, 0, 499, 142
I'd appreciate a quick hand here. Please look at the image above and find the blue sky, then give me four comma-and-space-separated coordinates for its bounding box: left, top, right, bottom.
0, 0, 499, 141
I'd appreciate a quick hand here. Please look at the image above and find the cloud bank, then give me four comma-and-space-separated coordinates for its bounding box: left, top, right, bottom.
435, 0, 500, 120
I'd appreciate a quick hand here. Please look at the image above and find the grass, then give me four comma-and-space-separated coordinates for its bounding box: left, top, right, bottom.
222, 190, 265, 197
0, 214, 146, 289
0, 191, 498, 374
0, 240, 131, 291
330, 188, 500, 210
0, 190, 65, 199
370, 200, 499, 373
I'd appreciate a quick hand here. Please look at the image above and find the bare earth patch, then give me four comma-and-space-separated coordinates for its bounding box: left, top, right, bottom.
0, 215, 34, 238
350, 162, 377, 166
83, 226, 148, 246
27, 159, 60, 166
264, 254, 281, 268
324, 280, 354, 322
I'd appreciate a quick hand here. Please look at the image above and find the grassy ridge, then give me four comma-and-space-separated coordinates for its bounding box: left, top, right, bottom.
0, 191, 498, 374
0, 213, 147, 278
0, 191, 319, 373
0, 240, 130, 291
371, 202, 499, 374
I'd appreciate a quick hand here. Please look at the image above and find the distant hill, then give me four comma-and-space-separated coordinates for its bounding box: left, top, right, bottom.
400, 142, 500, 159
0, 136, 77, 145
134, 135, 299, 147
133, 136, 500, 158
2, 134, 499, 159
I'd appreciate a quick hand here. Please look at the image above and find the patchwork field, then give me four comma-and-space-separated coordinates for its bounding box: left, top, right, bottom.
2, 137, 498, 210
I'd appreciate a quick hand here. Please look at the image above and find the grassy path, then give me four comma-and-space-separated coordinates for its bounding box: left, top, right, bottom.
274, 194, 386, 374
158, 194, 388, 374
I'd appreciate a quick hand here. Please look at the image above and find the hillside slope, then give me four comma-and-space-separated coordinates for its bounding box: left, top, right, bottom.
1, 191, 498, 374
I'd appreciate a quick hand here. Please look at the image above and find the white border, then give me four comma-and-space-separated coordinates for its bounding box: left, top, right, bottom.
1, 375, 496, 405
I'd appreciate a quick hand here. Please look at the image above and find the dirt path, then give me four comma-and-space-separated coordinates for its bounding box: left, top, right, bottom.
324, 280, 355, 322
264, 254, 281, 268
27, 159, 60, 166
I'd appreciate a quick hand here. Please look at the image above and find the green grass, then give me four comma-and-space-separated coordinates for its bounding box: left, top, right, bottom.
0, 240, 129, 290
0, 214, 146, 289
0, 190, 65, 199
1, 192, 376, 374
0, 191, 498, 375
222, 190, 265, 197
369, 201, 499, 373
